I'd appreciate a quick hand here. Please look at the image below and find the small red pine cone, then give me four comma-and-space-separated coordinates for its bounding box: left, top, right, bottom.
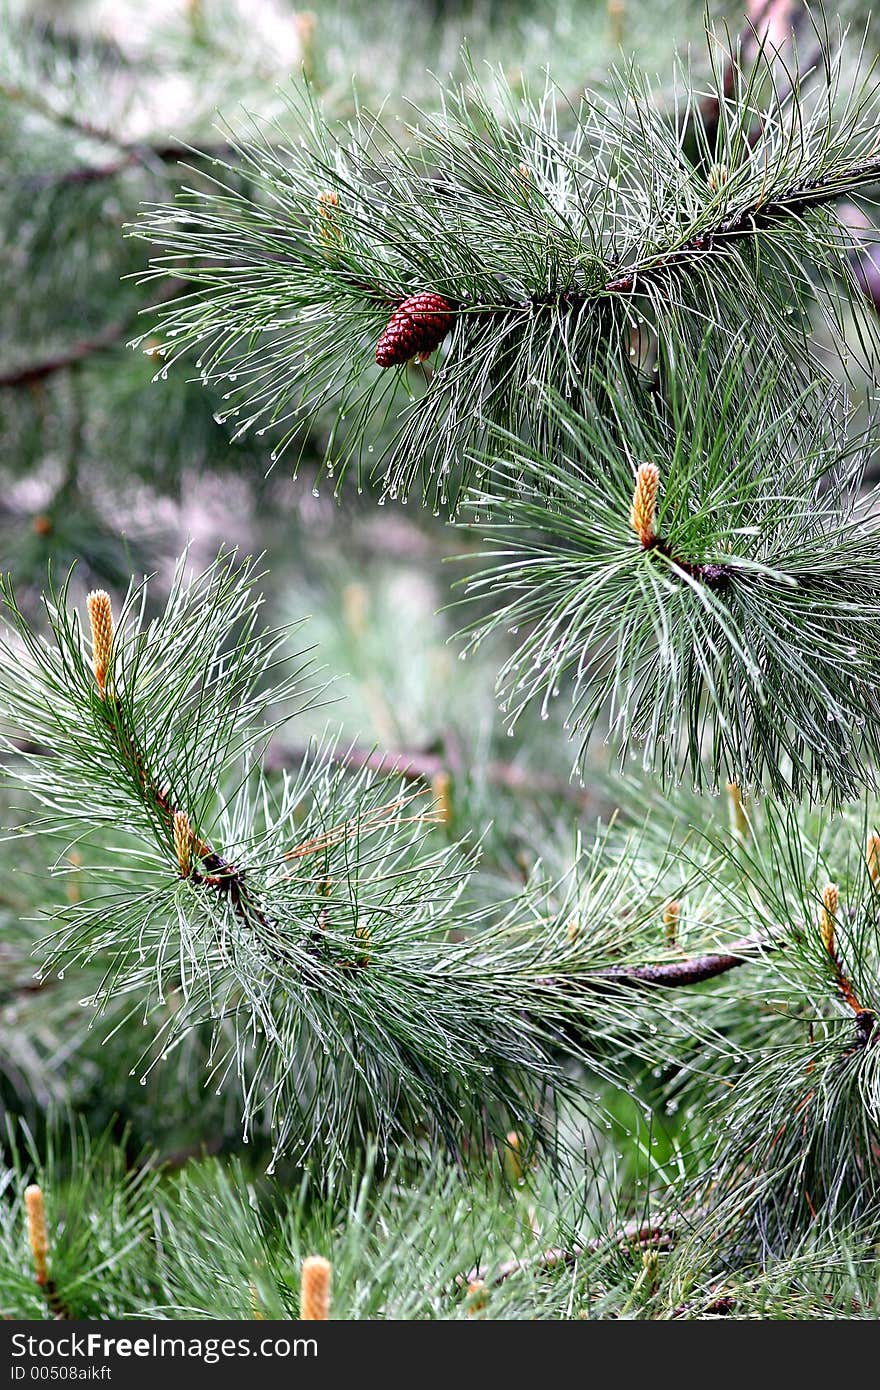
375, 292, 453, 367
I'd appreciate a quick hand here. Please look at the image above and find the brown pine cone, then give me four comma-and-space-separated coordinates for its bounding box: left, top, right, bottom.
375, 292, 453, 367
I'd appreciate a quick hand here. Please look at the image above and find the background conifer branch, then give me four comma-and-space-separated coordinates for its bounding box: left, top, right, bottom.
4, 0, 880, 1322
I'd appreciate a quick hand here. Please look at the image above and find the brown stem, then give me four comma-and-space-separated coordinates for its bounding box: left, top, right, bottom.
19, 140, 262, 191
549, 933, 769, 992
594, 939, 764, 987
409, 157, 880, 315
0, 977, 54, 1008
0, 80, 133, 155
99, 696, 275, 936
41, 1281, 73, 1320
268, 741, 597, 810
852, 1010, 879, 1050
0, 281, 187, 389
462, 1215, 676, 1289
601, 157, 880, 296
0, 319, 134, 388
643, 536, 733, 589
2, 80, 259, 186
824, 940, 866, 1018
672, 1292, 737, 1318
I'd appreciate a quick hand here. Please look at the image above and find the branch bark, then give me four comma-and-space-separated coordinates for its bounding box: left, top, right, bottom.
371, 158, 880, 319
588, 933, 769, 989
0, 280, 187, 389
463, 1214, 677, 1289
0, 318, 134, 388
19, 141, 254, 191
98, 694, 276, 936
600, 158, 880, 297
270, 740, 598, 809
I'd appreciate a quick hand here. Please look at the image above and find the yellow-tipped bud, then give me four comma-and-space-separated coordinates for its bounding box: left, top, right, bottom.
819, 883, 839, 957
173, 809, 194, 877
355, 917, 371, 969
466, 1278, 488, 1315
295, 10, 318, 80
86, 589, 113, 697
726, 781, 749, 839
317, 190, 341, 245
663, 899, 680, 946
431, 770, 452, 827
630, 464, 659, 546
503, 1130, 523, 1186
608, 0, 625, 46
567, 916, 580, 945
24, 1184, 49, 1286
708, 162, 729, 192
641, 1247, 660, 1287
300, 1255, 331, 1321
868, 833, 880, 886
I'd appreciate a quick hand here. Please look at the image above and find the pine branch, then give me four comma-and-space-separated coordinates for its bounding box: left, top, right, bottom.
259, 145, 880, 325
0, 281, 187, 389
17, 141, 282, 191
271, 739, 597, 808
135, 22, 880, 503
458, 358, 880, 801
587, 933, 769, 989
78, 590, 275, 935
0, 976, 53, 1008
658, 800, 880, 1243
263, 136, 880, 330
598, 156, 880, 297
465, 1214, 678, 1289
0, 319, 134, 388
97, 687, 277, 937
1, 1121, 158, 1320
4, 553, 656, 1164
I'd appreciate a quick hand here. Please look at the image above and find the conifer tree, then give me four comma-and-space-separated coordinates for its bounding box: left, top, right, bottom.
1, 0, 879, 1322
